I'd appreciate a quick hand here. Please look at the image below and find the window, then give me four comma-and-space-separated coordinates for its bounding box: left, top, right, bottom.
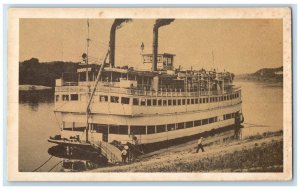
232, 113, 236, 118
209, 117, 215, 123
133, 98, 139, 105
177, 122, 185, 129
119, 125, 128, 134
70, 94, 78, 101
156, 125, 166, 133
141, 99, 146, 106
167, 124, 176, 131
62, 95, 69, 101
131, 125, 146, 135
55, 95, 59, 101
182, 99, 186, 105
93, 124, 108, 133
187, 99, 190, 105
147, 99, 152, 106
200, 98, 202, 104
195, 98, 199, 104
186, 121, 193, 128
206, 98, 209, 103
100, 95, 108, 102
177, 99, 181, 105
202, 119, 208, 125
153, 99, 157, 106
191, 99, 195, 104
163, 99, 167, 106
210, 97, 213, 102
224, 114, 232, 120
111, 96, 119, 103
194, 120, 201, 126
168, 99, 172, 106
147, 125, 156, 134
121, 97, 130, 104
109, 125, 119, 134
158, 99, 162, 106
173, 99, 177, 106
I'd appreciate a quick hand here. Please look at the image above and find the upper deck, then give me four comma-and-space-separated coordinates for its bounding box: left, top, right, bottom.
54, 53, 240, 115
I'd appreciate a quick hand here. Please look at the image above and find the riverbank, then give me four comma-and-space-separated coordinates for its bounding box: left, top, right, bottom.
89, 131, 283, 172
19, 84, 52, 91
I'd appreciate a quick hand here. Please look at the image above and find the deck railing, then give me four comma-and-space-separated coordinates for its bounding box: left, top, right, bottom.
55, 84, 241, 97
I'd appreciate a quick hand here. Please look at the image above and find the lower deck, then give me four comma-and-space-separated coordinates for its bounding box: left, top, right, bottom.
60, 106, 242, 144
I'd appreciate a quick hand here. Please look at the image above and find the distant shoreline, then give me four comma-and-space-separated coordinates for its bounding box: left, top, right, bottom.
19, 84, 53, 91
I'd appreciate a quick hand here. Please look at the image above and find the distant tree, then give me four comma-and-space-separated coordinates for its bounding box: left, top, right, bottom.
19, 58, 79, 87
23, 58, 39, 66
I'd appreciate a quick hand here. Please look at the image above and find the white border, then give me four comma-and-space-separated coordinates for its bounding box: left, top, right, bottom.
6, 7, 292, 182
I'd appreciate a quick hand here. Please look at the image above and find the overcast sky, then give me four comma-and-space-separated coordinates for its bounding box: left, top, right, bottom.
20, 19, 282, 74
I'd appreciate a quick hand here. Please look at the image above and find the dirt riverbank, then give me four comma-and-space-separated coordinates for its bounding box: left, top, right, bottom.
89, 131, 283, 172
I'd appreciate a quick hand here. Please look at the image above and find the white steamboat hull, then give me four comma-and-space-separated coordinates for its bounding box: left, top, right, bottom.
59, 102, 241, 145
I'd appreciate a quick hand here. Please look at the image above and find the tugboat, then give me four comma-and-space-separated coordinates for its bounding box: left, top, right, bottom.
48, 19, 244, 163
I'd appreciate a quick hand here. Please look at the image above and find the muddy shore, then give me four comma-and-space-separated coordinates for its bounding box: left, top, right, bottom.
89, 131, 283, 172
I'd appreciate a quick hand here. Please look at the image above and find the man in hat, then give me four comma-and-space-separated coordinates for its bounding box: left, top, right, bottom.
121, 148, 128, 163
196, 137, 205, 153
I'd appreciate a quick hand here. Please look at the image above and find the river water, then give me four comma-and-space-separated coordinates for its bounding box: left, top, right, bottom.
18, 81, 283, 172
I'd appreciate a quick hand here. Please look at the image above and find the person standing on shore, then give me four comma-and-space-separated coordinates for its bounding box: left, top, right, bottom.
121, 148, 127, 163
196, 137, 205, 153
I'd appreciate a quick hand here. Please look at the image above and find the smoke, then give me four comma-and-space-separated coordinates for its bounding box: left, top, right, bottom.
109, 19, 131, 67
152, 19, 175, 71
154, 19, 175, 30
111, 19, 132, 31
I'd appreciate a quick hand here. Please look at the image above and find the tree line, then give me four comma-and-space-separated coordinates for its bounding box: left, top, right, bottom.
19, 58, 79, 87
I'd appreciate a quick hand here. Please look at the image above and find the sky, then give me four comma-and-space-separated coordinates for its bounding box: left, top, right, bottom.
19, 19, 283, 74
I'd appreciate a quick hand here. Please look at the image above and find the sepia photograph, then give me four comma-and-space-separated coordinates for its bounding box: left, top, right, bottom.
7, 8, 292, 181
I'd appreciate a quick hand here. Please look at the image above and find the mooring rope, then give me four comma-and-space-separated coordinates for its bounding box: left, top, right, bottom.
48, 160, 63, 172
243, 122, 271, 128
32, 155, 54, 172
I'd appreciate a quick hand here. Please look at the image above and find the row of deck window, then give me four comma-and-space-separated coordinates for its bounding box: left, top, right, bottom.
92, 112, 237, 135
56, 91, 240, 106
100, 92, 240, 106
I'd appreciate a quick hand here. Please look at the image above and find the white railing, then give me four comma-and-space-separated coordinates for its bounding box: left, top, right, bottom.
55, 84, 241, 98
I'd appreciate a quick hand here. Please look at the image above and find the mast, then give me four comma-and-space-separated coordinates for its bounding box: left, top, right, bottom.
85, 19, 91, 142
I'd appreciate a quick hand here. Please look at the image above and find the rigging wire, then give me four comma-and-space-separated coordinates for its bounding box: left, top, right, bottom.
53, 112, 62, 130
243, 122, 271, 128
48, 160, 63, 172
32, 155, 54, 172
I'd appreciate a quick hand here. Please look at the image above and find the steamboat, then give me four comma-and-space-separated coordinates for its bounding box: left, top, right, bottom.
49, 19, 244, 163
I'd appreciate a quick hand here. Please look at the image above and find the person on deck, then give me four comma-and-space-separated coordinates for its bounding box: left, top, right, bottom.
196, 137, 205, 153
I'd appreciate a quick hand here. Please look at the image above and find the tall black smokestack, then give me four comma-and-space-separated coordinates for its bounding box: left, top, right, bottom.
109, 19, 131, 67
152, 19, 175, 71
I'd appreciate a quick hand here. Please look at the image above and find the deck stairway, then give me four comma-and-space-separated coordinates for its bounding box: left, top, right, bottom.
91, 140, 122, 163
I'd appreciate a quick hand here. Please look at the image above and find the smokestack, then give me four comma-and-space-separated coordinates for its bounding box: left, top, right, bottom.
152, 19, 175, 71
109, 19, 131, 67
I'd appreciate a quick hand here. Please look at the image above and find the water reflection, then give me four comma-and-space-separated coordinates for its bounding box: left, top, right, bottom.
19, 89, 54, 111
